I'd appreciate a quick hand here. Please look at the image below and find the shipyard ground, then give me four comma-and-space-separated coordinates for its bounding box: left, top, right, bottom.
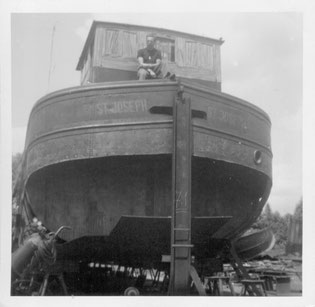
19, 261, 301, 296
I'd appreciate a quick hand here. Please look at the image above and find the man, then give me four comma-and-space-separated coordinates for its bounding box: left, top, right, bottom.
137, 34, 162, 80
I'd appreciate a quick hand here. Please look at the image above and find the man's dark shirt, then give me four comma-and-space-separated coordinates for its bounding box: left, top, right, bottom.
137, 47, 162, 66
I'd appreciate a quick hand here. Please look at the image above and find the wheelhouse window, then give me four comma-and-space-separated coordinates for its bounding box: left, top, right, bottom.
155, 37, 175, 63
104, 29, 121, 56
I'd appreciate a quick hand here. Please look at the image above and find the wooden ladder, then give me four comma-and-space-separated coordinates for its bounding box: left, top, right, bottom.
229, 242, 265, 296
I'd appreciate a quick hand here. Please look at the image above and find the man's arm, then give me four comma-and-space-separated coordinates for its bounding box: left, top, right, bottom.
137, 56, 145, 67
149, 58, 161, 69
138, 57, 161, 69
138, 49, 162, 69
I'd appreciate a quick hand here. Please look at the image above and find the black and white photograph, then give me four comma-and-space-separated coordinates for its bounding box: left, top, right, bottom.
1, 1, 314, 306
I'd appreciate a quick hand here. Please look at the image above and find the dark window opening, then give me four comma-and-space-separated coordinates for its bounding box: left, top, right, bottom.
155, 37, 175, 63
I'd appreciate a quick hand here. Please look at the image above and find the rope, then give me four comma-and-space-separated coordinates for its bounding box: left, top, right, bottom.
47, 25, 56, 92
35, 238, 57, 266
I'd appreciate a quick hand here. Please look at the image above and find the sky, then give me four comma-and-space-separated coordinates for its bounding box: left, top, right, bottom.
10, 12, 302, 215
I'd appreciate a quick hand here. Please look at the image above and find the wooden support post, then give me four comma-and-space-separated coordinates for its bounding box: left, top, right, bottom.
230, 242, 264, 296
39, 273, 49, 296
168, 85, 193, 295
228, 278, 236, 296
190, 265, 206, 296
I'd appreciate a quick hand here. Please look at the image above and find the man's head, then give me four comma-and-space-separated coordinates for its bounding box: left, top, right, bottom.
146, 34, 156, 50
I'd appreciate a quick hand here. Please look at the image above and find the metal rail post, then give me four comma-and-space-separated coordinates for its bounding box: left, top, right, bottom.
169, 85, 193, 295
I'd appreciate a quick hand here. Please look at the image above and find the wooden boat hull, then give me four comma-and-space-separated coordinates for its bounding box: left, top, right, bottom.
22, 80, 272, 243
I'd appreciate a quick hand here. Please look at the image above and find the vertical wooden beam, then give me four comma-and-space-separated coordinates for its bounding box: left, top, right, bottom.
169, 85, 193, 295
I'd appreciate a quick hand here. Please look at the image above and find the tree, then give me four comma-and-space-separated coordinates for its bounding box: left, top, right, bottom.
12, 152, 23, 188
252, 203, 290, 249
286, 199, 303, 255
12, 153, 24, 250
293, 198, 302, 221
252, 203, 272, 230
271, 210, 288, 247
251, 198, 303, 255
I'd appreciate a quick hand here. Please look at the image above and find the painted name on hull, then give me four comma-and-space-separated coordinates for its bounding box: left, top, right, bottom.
94, 99, 148, 116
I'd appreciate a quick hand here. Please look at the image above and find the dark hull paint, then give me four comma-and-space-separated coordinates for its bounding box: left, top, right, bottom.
22, 80, 272, 244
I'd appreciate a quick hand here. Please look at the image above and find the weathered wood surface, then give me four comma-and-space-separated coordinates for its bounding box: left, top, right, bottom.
25, 80, 271, 181
23, 80, 272, 242
77, 21, 223, 84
